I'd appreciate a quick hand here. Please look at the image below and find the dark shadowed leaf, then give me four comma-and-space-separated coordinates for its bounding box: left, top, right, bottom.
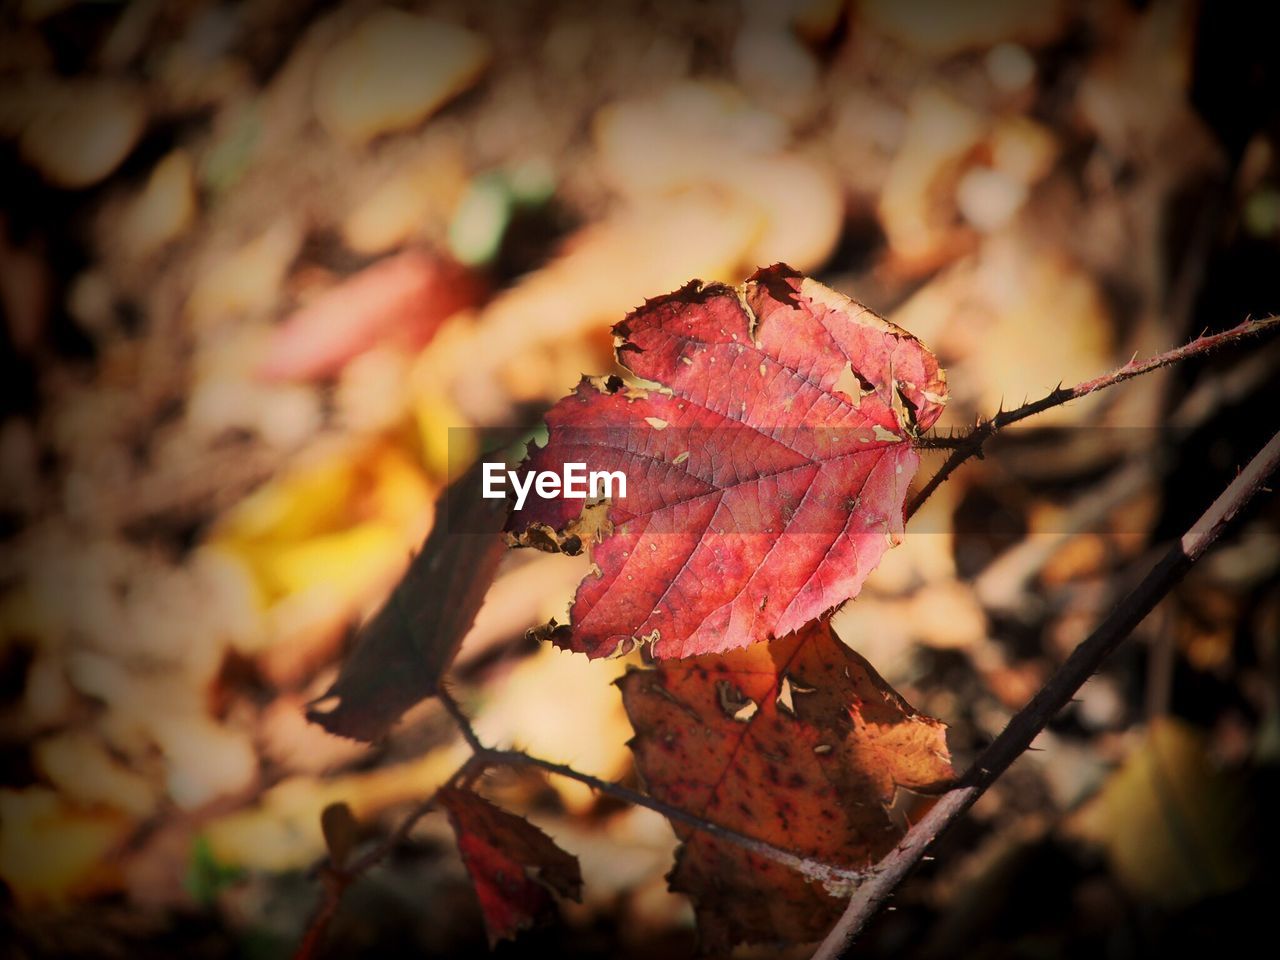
306, 460, 507, 741
439, 786, 583, 946
319, 802, 358, 870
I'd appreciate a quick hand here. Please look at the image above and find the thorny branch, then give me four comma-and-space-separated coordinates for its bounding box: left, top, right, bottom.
294, 753, 479, 960
299, 315, 1279, 958
297, 688, 865, 957
437, 687, 864, 888
811, 427, 1280, 960
908, 315, 1280, 517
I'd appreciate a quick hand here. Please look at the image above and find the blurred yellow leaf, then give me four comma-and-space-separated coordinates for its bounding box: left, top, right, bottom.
215, 456, 358, 544
33, 732, 158, 819
203, 741, 469, 872
1069, 718, 1257, 906
212, 441, 434, 609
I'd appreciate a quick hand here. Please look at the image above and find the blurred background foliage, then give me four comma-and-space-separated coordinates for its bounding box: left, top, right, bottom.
1, 0, 1278, 956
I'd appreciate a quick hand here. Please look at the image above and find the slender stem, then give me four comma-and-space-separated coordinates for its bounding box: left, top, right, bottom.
908, 315, 1279, 518
812, 428, 1280, 960
293, 879, 344, 960
910, 433, 971, 450
299, 688, 864, 956
301, 314, 1278, 957
344, 757, 477, 876
484, 747, 862, 887
294, 754, 478, 960
437, 685, 486, 754
439, 686, 862, 886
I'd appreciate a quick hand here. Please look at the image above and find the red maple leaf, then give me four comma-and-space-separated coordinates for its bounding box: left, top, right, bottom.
508, 264, 947, 659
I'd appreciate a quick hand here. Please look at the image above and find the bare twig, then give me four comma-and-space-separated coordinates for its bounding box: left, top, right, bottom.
345, 758, 478, 877
973, 339, 1280, 613
301, 316, 1279, 957
293, 754, 478, 960
910, 433, 971, 450
812, 428, 1280, 960
908, 315, 1279, 518
436, 686, 863, 887
293, 879, 345, 960
485, 747, 863, 888
437, 685, 486, 754
298, 646, 868, 956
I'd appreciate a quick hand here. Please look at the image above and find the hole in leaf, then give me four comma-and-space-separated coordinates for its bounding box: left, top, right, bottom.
716, 680, 759, 722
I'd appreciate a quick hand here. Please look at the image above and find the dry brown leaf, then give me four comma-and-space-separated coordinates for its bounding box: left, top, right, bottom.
619, 620, 952, 949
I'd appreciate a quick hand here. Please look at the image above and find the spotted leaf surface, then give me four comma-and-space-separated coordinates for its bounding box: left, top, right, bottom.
618, 620, 952, 949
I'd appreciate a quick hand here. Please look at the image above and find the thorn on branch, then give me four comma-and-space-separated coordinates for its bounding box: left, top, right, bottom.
905, 314, 1279, 518
813, 428, 1280, 960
